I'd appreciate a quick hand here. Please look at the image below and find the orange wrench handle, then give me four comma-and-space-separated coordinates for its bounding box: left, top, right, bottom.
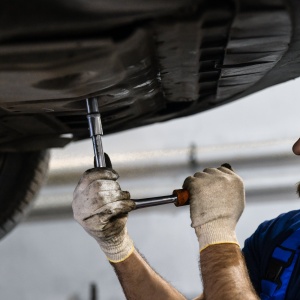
173, 189, 190, 207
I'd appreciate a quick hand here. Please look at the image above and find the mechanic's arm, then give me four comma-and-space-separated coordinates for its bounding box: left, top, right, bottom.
72, 168, 186, 300
111, 249, 186, 299
183, 165, 259, 300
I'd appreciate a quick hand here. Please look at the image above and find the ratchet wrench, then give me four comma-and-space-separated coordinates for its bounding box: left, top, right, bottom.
86, 97, 190, 209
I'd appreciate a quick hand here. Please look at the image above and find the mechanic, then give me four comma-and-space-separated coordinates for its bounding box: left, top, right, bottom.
72, 139, 300, 300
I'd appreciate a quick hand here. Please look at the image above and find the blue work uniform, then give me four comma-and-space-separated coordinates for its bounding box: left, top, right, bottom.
243, 209, 300, 299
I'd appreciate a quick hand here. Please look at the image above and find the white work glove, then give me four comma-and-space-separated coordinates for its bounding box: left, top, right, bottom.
72, 168, 136, 263
183, 164, 245, 252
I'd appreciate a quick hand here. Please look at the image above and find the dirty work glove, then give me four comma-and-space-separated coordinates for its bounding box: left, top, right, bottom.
72, 168, 136, 263
183, 165, 245, 252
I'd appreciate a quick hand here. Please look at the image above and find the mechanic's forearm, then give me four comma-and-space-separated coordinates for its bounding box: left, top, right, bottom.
200, 244, 258, 300
111, 249, 186, 300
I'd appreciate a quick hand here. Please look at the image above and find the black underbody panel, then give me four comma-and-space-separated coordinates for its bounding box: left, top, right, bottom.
0, 0, 297, 151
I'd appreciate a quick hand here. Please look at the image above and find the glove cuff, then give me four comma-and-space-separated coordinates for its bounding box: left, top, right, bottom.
98, 228, 135, 263
195, 220, 239, 252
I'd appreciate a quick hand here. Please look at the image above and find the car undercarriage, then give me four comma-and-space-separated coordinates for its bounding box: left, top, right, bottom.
1, 0, 300, 238
1, 0, 299, 151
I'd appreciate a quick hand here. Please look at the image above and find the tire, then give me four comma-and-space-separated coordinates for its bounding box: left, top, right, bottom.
0, 150, 50, 239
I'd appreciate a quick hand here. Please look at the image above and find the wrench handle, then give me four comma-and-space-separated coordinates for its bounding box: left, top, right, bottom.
173, 189, 190, 207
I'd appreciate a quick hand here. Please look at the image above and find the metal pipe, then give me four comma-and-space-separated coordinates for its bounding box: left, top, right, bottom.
133, 195, 177, 209
133, 189, 190, 209
86, 98, 106, 168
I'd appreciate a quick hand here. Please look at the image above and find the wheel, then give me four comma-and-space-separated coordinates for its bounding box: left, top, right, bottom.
0, 150, 50, 239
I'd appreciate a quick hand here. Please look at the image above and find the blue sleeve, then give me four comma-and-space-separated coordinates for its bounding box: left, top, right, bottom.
243, 220, 269, 293
242, 210, 300, 294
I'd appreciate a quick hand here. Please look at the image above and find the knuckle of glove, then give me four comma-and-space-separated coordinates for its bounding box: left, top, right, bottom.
75, 168, 119, 191
183, 176, 194, 189
84, 168, 119, 181
202, 167, 219, 175
90, 178, 121, 192
73, 168, 120, 208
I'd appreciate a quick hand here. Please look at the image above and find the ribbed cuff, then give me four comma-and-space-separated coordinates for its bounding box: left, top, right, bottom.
98, 228, 135, 263
195, 220, 239, 252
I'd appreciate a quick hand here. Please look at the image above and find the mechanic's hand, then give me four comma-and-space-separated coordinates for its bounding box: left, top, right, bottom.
183, 165, 245, 252
72, 168, 136, 263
